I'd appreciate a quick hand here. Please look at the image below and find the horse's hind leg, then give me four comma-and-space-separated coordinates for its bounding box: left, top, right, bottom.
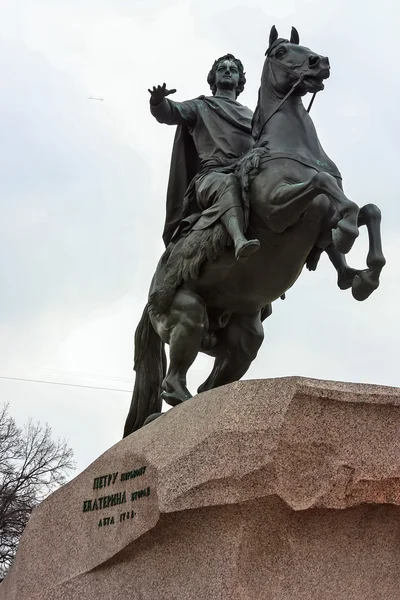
198, 311, 264, 393
151, 288, 208, 406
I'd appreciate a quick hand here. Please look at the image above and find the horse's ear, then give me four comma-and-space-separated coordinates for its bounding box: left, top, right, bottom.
290, 26, 300, 44
269, 25, 278, 48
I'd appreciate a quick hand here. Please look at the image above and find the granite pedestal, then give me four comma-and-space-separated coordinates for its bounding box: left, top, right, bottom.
2, 377, 400, 600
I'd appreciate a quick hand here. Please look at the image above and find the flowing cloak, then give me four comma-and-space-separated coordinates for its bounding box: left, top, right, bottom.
164, 119, 199, 247
150, 95, 253, 246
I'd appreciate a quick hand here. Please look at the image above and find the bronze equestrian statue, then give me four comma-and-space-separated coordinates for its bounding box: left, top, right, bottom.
123, 26, 385, 437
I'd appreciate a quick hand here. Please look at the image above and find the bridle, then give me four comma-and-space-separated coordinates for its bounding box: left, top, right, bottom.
256, 51, 318, 141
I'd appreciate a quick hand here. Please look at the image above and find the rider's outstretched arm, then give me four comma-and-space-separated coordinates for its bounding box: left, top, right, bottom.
149, 83, 197, 126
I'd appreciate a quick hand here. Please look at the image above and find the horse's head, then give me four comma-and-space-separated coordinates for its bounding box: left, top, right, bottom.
264, 26, 330, 96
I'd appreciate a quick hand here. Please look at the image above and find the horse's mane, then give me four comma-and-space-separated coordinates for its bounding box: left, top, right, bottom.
252, 38, 289, 141
251, 88, 262, 141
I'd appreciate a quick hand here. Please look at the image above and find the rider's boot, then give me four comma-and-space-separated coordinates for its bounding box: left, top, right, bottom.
221, 207, 260, 261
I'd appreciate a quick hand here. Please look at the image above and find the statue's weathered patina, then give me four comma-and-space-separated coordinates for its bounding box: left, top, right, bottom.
123, 27, 385, 437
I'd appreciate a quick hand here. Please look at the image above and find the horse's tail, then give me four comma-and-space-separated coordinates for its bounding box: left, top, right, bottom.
123, 304, 166, 437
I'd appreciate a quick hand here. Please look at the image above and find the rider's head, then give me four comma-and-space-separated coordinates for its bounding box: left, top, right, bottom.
207, 54, 246, 98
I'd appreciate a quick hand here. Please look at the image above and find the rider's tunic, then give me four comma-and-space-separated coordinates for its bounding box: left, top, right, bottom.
150, 96, 254, 241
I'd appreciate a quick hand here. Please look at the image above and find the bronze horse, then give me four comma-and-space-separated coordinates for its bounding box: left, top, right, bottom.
123, 27, 385, 436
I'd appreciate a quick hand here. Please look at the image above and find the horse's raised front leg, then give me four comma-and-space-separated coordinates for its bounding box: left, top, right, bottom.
325, 203, 386, 300
353, 203, 386, 300
151, 287, 208, 406
198, 311, 264, 394
267, 172, 359, 254
324, 244, 361, 290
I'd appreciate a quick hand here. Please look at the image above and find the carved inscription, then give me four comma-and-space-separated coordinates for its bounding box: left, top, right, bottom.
93, 472, 119, 490
131, 487, 150, 501
120, 466, 146, 481
82, 465, 151, 530
82, 491, 127, 512
120, 510, 136, 522
98, 516, 115, 528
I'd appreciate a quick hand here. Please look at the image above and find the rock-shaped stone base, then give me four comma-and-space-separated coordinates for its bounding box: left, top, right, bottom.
2, 377, 400, 600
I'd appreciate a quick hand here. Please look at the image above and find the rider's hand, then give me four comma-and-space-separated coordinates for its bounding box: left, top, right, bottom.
148, 83, 177, 106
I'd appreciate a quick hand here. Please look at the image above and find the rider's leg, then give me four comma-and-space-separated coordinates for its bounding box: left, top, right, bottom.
195, 173, 260, 260
152, 287, 208, 407
219, 174, 260, 260
220, 206, 260, 260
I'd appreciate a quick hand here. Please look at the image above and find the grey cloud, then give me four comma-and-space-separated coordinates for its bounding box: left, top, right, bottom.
0, 39, 161, 327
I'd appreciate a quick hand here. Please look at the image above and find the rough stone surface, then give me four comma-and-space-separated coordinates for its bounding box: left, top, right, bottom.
2, 376, 400, 600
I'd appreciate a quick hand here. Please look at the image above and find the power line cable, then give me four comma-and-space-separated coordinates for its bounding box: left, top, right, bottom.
34, 366, 133, 383
0, 375, 131, 393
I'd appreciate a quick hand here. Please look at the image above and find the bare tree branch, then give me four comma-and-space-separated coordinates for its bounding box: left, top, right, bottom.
0, 403, 75, 577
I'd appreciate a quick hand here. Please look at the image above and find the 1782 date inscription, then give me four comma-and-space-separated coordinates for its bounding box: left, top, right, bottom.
82, 465, 151, 529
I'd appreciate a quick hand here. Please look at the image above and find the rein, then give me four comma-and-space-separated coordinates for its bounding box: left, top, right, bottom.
307, 92, 317, 113
256, 56, 317, 141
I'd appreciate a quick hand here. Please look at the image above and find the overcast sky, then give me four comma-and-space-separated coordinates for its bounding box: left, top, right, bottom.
1, 0, 399, 474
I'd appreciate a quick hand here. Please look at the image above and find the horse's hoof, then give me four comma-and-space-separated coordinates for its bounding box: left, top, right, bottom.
332, 227, 358, 254
352, 270, 380, 301
161, 389, 192, 408
337, 268, 361, 290
235, 239, 260, 261
306, 254, 321, 271
143, 413, 163, 427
